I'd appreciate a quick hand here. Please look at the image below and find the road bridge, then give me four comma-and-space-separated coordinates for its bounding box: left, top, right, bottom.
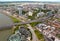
0, 10, 54, 30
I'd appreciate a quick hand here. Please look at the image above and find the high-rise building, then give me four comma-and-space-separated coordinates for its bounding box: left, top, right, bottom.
17, 6, 23, 16
44, 4, 46, 8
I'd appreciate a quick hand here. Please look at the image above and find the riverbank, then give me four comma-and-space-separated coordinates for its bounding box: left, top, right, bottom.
0, 11, 18, 41
0, 10, 20, 23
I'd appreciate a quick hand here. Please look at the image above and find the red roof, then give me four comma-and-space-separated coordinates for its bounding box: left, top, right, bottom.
47, 20, 60, 28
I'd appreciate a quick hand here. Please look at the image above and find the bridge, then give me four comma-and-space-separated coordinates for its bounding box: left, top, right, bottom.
14, 14, 54, 25
0, 10, 54, 30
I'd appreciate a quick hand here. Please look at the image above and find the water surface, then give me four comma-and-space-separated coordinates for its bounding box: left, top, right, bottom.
0, 13, 13, 30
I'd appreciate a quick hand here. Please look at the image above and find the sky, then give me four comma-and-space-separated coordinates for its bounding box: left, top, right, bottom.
0, 0, 60, 2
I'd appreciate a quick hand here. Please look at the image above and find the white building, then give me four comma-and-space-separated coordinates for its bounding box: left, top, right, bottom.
27, 11, 33, 16
55, 38, 60, 41
37, 12, 45, 17
17, 6, 23, 16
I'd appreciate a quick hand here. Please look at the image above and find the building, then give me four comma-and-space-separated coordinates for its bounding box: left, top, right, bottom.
8, 27, 31, 41
46, 11, 53, 16
19, 27, 31, 39
47, 20, 60, 28
27, 11, 33, 16
37, 12, 45, 17
8, 30, 27, 41
36, 23, 55, 35
17, 6, 23, 16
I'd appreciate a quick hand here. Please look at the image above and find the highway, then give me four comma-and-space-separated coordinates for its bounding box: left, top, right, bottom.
14, 14, 54, 25
27, 24, 39, 41
0, 10, 54, 41
0, 10, 54, 26
2, 10, 39, 41
0, 10, 54, 30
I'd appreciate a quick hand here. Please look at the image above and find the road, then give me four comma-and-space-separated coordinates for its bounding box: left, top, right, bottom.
27, 24, 39, 41
18, 16, 39, 41
36, 24, 54, 41
0, 10, 54, 26
14, 14, 54, 25
0, 10, 54, 41
14, 15, 39, 41
44, 35, 53, 41
3, 10, 39, 41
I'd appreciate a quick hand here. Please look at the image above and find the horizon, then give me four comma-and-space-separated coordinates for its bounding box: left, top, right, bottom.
0, 0, 60, 2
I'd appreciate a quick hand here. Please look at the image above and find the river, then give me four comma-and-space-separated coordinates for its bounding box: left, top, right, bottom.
0, 13, 13, 30
0, 13, 13, 41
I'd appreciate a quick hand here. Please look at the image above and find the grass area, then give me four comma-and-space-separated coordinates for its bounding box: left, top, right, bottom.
34, 30, 45, 41
56, 18, 60, 22
28, 16, 35, 20
41, 9, 51, 13
56, 34, 60, 38
10, 16, 20, 23
30, 22, 41, 27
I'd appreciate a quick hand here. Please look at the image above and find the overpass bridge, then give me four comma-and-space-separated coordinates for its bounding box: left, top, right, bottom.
14, 14, 54, 25
0, 12, 54, 30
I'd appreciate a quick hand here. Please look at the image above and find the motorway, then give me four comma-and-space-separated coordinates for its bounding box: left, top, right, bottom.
27, 24, 39, 41
0, 10, 54, 41
2, 10, 39, 41
14, 14, 54, 25
0, 10, 54, 26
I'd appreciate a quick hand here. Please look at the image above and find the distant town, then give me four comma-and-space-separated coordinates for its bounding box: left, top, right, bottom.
0, 1, 60, 41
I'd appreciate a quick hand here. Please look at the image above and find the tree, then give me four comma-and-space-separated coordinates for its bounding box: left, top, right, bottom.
16, 10, 19, 14
22, 10, 28, 15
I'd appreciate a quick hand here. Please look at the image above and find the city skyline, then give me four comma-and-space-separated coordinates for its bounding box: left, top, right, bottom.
0, 0, 60, 2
